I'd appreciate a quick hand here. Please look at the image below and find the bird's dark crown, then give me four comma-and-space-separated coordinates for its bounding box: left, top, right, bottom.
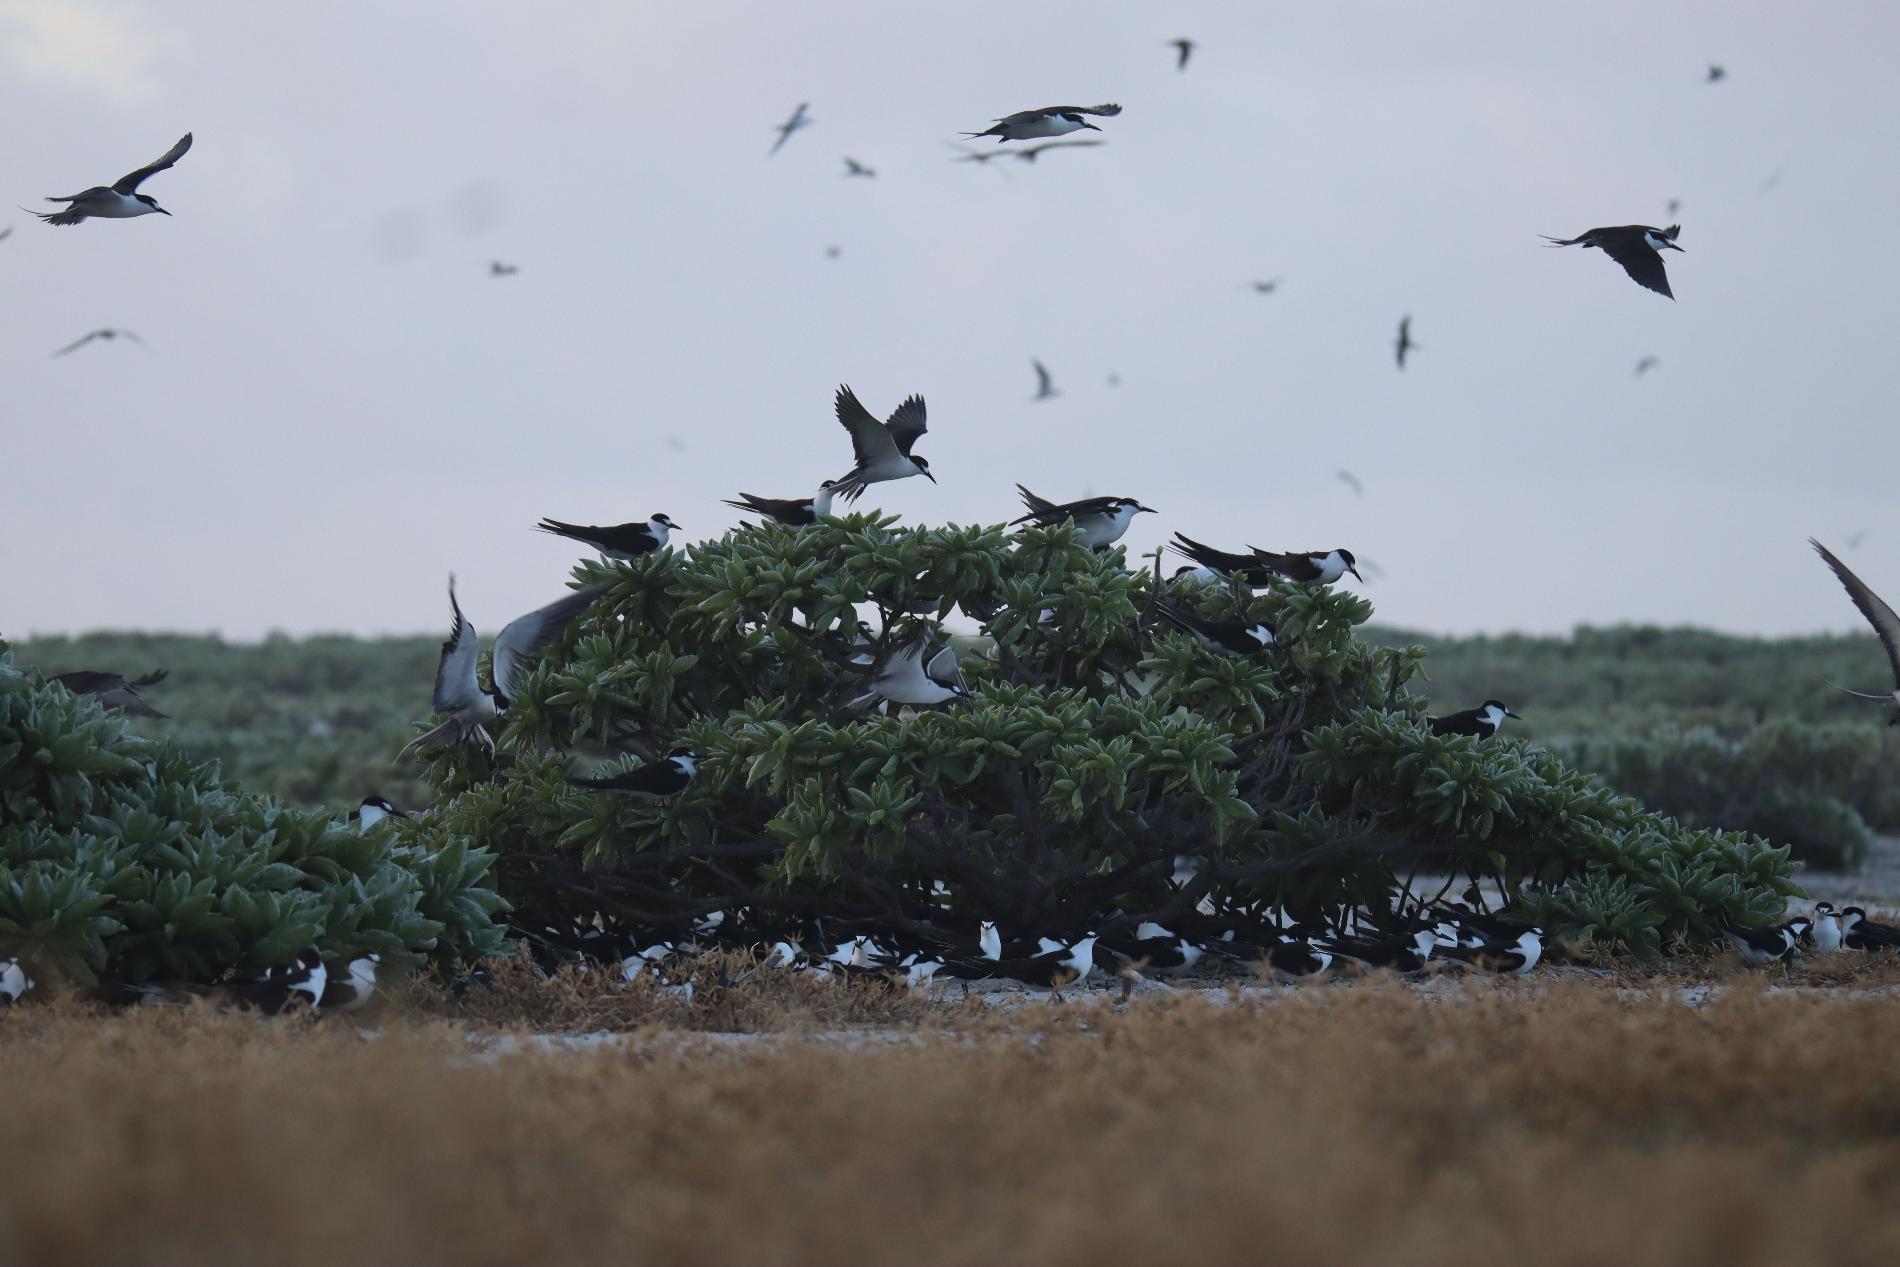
1481, 699, 1513, 711
651, 513, 676, 526
1336, 548, 1357, 565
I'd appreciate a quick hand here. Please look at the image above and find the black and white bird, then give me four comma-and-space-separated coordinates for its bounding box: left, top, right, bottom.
1724, 920, 1797, 967
536, 514, 677, 561
1810, 539, 1900, 723
1394, 315, 1416, 369
724, 487, 836, 527
847, 635, 968, 710
569, 749, 699, 800
842, 157, 875, 178
1212, 934, 1334, 983
1542, 224, 1685, 299
54, 328, 146, 357
1030, 358, 1058, 400
1010, 485, 1154, 549
319, 953, 381, 1013
827, 384, 932, 502
962, 103, 1121, 143
1248, 278, 1282, 294
1427, 700, 1521, 740
1169, 38, 1195, 71
50, 668, 168, 718
994, 935, 1098, 997
1809, 902, 1844, 954
1841, 907, 1900, 952
1439, 927, 1544, 977
769, 102, 811, 155
401, 577, 606, 758
1, 958, 32, 1005
233, 948, 328, 1014
34, 132, 192, 225
1322, 928, 1438, 973
349, 796, 409, 832
1170, 534, 1363, 586
1106, 922, 1202, 975
489, 260, 519, 277
1010, 139, 1105, 163
1153, 600, 1274, 656
1707, 64, 1727, 82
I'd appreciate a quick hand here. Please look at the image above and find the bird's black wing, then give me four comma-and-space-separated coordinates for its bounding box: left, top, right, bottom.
431, 577, 484, 714
113, 132, 192, 194
1594, 233, 1674, 298
1039, 103, 1121, 118
492, 585, 608, 704
1170, 532, 1264, 573
536, 518, 656, 554
834, 385, 900, 467
53, 331, 102, 357
1011, 484, 1063, 524
884, 394, 928, 456
1812, 539, 1900, 690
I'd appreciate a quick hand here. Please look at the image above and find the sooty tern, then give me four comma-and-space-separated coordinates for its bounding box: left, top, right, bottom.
349, 796, 409, 832
35, 132, 192, 225
570, 749, 699, 800
724, 487, 835, 527
842, 156, 875, 178
828, 385, 931, 502
847, 635, 968, 710
1336, 469, 1363, 498
1248, 278, 1282, 294
1031, 358, 1058, 400
962, 103, 1121, 143
1427, 700, 1521, 740
319, 954, 381, 1013
1542, 224, 1684, 299
53, 328, 146, 357
0, 959, 32, 1005
769, 103, 811, 155
1169, 38, 1195, 71
227, 949, 328, 1014
1322, 929, 1438, 974
1811, 539, 1900, 721
1170, 533, 1363, 586
1634, 355, 1660, 377
1153, 600, 1275, 656
1841, 907, 1900, 952
489, 260, 519, 276
536, 514, 677, 561
1809, 902, 1843, 954
1724, 920, 1796, 967
1707, 64, 1727, 83
1394, 315, 1416, 369
1011, 485, 1153, 549
402, 576, 606, 758
1438, 928, 1544, 977
50, 668, 168, 718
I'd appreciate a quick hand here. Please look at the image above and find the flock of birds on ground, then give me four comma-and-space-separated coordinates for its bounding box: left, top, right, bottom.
14, 47, 1900, 1013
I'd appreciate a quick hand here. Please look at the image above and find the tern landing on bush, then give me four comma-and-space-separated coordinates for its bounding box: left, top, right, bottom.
723, 487, 835, 527
49, 668, 168, 718
962, 103, 1120, 142
35, 132, 192, 225
402, 576, 606, 758
536, 514, 677, 560
1542, 223, 1684, 299
1010, 484, 1154, 549
827, 385, 931, 502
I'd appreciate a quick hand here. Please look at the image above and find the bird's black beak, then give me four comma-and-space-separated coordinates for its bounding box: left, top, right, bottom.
1506, 710, 1523, 720
157, 207, 171, 216
923, 469, 938, 484
1137, 504, 1156, 514
1665, 241, 1684, 252
1347, 566, 1364, 583
1083, 122, 1101, 131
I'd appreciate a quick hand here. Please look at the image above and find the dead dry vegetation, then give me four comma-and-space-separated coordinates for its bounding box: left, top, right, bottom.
5, 978, 1900, 1267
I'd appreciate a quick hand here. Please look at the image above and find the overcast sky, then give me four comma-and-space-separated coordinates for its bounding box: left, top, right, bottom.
4, 1, 1898, 641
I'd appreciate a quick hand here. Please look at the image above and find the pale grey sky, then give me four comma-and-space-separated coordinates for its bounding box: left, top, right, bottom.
4, 0, 1898, 640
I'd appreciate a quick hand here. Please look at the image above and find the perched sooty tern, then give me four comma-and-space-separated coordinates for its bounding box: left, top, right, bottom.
50, 668, 167, 718
963, 103, 1121, 143
1169, 38, 1195, 71
1031, 358, 1058, 400
319, 954, 381, 1013
1427, 700, 1521, 740
1811, 539, 1900, 722
1809, 902, 1843, 954
570, 749, 699, 800
1542, 224, 1684, 299
828, 384, 931, 502
847, 635, 968, 710
1010, 139, 1104, 163
536, 513, 677, 561
842, 156, 875, 178
1394, 315, 1416, 369
1154, 600, 1275, 656
402, 577, 606, 758
349, 796, 410, 832
53, 328, 146, 357
769, 102, 811, 155
724, 487, 836, 527
1170, 533, 1363, 586
1841, 907, 1900, 952
35, 132, 192, 225
1011, 485, 1153, 549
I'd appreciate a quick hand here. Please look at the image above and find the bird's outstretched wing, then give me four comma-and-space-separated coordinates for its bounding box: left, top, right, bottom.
1595, 234, 1674, 298
834, 385, 899, 467
114, 132, 192, 193
431, 576, 484, 713
1032, 359, 1054, 395
883, 394, 928, 456
1813, 539, 1900, 690
491, 585, 607, 705
53, 332, 102, 357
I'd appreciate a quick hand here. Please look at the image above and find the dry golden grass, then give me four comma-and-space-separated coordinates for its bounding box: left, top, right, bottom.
5, 975, 1900, 1266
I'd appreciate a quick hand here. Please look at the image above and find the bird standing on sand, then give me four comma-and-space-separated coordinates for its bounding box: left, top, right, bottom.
35, 132, 193, 225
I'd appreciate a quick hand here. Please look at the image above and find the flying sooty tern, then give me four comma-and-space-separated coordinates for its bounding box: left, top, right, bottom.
1394, 315, 1416, 369
1010, 484, 1154, 549
1030, 358, 1058, 400
1810, 539, 1900, 722
402, 576, 606, 758
842, 156, 875, 178
569, 749, 699, 800
489, 260, 519, 276
350, 796, 410, 832
1248, 278, 1282, 294
0, 227, 11, 242
50, 668, 167, 718
1153, 600, 1275, 656
536, 514, 676, 561
319, 954, 381, 1013
35, 132, 192, 225
1634, 355, 1660, 377
962, 103, 1121, 143
769, 103, 811, 155
724, 487, 836, 527
1169, 38, 1195, 71
53, 328, 145, 357
847, 635, 968, 710
1427, 700, 1521, 740
1542, 224, 1684, 299
1336, 470, 1363, 498
827, 384, 931, 502
1707, 64, 1727, 82
1170, 533, 1363, 586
